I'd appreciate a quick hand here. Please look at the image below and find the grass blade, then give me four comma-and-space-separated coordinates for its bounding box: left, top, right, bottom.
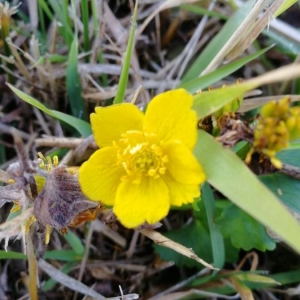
37, 0, 54, 21
202, 183, 225, 271
181, 4, 227, 21
81, 0, 90, 61
44, 250, 82, 261
7, 84, 92, 137
182, 0, 256, 82
63, 230, 85, 255
48, 0, 73, 48
0, 250, 26, 259
113, 1, 138, 104
179, 45, 273, 93
66, 36, 87, 120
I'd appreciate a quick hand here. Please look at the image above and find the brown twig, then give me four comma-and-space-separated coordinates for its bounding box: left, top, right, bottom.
35, 136, 98, 149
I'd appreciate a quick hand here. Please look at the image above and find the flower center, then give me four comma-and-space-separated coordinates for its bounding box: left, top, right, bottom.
114, 131, 168, 184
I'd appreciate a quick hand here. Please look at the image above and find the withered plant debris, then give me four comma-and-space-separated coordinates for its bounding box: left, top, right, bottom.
0, 129, 104, 257
200, 111, 300, 178
215, 112, 254, 147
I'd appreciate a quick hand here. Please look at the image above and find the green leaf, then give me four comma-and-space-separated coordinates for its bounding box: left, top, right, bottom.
260, 173, 300, 215
66, 36, 87, 120
192, 82, 255, 119
37, 0, 54, 21
113, 1, 138, 104
278, 148, 300, 167
236, 273, 280, 285
179, 45, 273, 93
35, 54, 67, 65
63, 230, 85, 255
271, 270, 300, 285
182, 0, 256, 82
0, 250, 27, 259
202, 183, 225, 270
154, 219, 213, 268
44, 250, 82, 261
180, 4, 227, 21
223, 238, 239, 263
192, 64, 300, 119
7, 84, 92, 137
217, 203, 276, 251
48, 0, 73, 48
194, 130, 300, 254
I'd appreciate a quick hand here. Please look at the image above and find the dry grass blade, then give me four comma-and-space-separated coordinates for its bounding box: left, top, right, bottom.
39, 259, 139, 300
93, 219, 126, 248
27, 0, 38, 30
239, 95, 300, 112
139, 229, 217, 270
245, 63, 300, 86
156, 0, 216, 93
137, 0, 199, 37
35, 136, 97, 149
200, 0, 267, 75
201, 0, 285, 75
38, 259, 105, 300
225, 0, 285, 61
5, 37, 32, 81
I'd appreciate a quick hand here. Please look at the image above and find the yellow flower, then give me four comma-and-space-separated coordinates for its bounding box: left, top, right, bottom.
79, 89, 206, 228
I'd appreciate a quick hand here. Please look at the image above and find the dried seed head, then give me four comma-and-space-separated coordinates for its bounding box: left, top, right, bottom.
34, 165, 101, 231
1, 130, 103, 254
0, 1, 20, 29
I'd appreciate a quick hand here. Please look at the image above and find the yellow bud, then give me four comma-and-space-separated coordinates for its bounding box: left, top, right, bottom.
261, 101, 276, 118
275, 121, 287, 135
260, 97, 290, 119
277, 97, 290, 117
286, 116, 296, 131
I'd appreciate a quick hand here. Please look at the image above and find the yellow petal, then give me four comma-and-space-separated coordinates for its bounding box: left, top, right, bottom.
113, 177, 170, 228
79, 147, 125, 206
144, 89, 197, 149
91, 103, 144, 147
163, 173, 200, 206
163, 140, 206, 185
